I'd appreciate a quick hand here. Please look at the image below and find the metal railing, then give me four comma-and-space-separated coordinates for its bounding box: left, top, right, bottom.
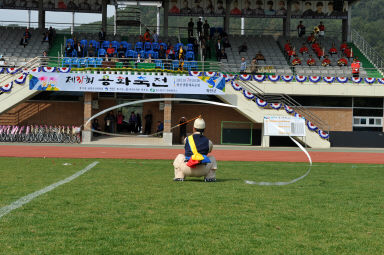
220, 64, 330, 137
351, 29, 384, 71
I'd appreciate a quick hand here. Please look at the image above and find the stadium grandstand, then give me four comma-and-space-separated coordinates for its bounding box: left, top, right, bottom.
0, 0, 384, 148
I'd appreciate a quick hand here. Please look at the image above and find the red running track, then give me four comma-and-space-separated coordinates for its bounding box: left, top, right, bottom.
0, 145, 383, 164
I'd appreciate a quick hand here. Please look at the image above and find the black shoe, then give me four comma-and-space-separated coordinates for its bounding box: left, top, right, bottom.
204, 178, 216, 182
174, 178, 184, 182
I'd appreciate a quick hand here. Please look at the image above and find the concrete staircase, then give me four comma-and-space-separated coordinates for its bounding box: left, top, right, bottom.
217, 81, 330, 148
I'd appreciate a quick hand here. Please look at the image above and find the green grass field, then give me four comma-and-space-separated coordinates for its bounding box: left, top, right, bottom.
0, 158, 383, 254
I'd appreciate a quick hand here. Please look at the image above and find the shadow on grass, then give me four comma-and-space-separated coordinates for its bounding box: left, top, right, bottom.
177, 178, 241, 183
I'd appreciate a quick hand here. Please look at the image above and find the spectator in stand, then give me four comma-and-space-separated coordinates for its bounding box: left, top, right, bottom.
88, 43, 96, 57
238, 41, 248, 54
75, 42, 84, 57
158, 45, 166, 59
307, 32, 316, 44
318, 21, 325, 37
166, 46, 175, 60
292, 55, 301, 66
230, 0, 241, 15
116, 111, 124, 133
153, 30, 159, 43
222, 34, 231, 48
250, 58, 258, 74
42, 31, 49, 44
197, 18, 203, 38
20, 35, 28, 48
217, 0, 225, 15
193, 0, 204, 15
338, 56, 348, 66
23, 28, 31, 42
264, 1, 276, 15
79, 0, 91, 9
145, 53, 153, 63
67, 0, 78, 9
276, 0, 287, 16
297, 21, 306, 38
284, 40, 291, 53
143, 29, 151, 42
255, 51, 266, 63
288, 47, 296, 60
329, 43, 338, 56
188, 18, 194, 38
242, 0, 253, 16
340, 40, 348, 51
254, 0, 264, 15
314, 2, 325, 16
307, 55, 316, 66
117, 44, 126, 58
48, 26, 55, 46
106, 44, 115, 58
205, 0, 215, 15
128, 112, 137, 133
215, 39, 222, 61
65, 42, 73, 56
0, 55, 6, 67
203, 20, 210, 39
240, 57, 247, 74
316, 46, 325, 60
351, 58, 360, 78
303, 1, 314, 16
98, 28, 106, 42
344, 47, 353, 60
135, 53, 142, 68
177, 46, 185, 70
220, 49, 227, 60
180, 0, 191, 14
41, 51, 49, 67
322, 55, 331, 66
300, 43, 309, 55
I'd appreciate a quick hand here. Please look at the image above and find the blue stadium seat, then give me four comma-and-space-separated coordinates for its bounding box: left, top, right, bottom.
139, 50, 145, 58
152, 52, 159, 59
80, 40, 88, 48
71, 51, 78, 57
175, 43, 184, 51
187, 44, 194, 51
111, 40, 120, 50
98, 48, 106, 57
126, 50, 135, 58
186, 51, 195, 61
121, 41, 131, 50
146, 50, 155, 58
90, 40, 99, 49
144, 42, 152, 51
172, 60, 179, 70
135, 42, 143, 52
101, 41, 110, 49
66, 39, 74, 46
152, 42, 159, 51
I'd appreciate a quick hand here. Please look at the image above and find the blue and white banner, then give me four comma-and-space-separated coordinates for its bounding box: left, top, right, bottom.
58, 67, 71, 73
14, 73, 28, 84
271, 103, 282, 110
284, 105, 294, 114
256, 98, 268, 107
351, 77, 362, 83
336, 77, 348, 83
243, 90, 254, 100
239, 74, 251, 81
204, 71, 217, 77
295, 76, 307, 83
318, 130, 329, 139
231, 81, 242, 91
364, 77, 376, 84
309, 76, 321, 83
42, 66, 56, 73
189, 71, 201, 77
0, 67, 4, 74
282, 75, 294, 82
378, 78, 384, 84
253, 75, 266, 82
323, 77, 335, 83
6, 68, 18, 74
268, 75, 280, 82
0, 81, 13, 92
307, 121, 318, 131
28, 73, 226, 95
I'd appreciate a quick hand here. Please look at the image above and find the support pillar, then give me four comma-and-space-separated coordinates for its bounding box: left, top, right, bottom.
241, 17, 244, 35
38, 0, 45, 30
342, 5, 352, 42
163, 95, 173, 145
163, 0, 169, 37
71, 12, 75, 35
261, 126, 270, 147
283, 0, 291, 37
82, 92, 93, 143
114, 5, 117, 36
102, 0, 108, 34
224, 0, 231, 34
156, 7, 160, 34
28, 10, 31, 29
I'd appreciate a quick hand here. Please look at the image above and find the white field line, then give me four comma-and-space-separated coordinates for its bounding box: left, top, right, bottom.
0, 161, 99, 219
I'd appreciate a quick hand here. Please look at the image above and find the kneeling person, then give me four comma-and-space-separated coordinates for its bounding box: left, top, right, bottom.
173, 117, 217, 182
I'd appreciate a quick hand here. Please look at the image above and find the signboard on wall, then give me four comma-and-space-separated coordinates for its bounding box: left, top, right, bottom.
0, 0, 104, 13
264, 116, 306, 137
28, 73, 226, 95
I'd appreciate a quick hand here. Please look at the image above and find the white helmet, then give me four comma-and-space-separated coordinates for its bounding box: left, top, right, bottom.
194, 117, 205, 129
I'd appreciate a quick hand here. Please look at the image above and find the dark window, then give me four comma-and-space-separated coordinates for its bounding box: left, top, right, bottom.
353, 97, 383, 108
291, 96, 352, 107
353, 108, 383, 117
29, 91, 83, 101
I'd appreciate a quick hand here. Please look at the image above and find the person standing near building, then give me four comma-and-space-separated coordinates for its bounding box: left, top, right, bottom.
129, 112, 137, 133
196, 18, 203, 38
203, 20, 210, 39
351, 59, 360, 78
104, 111, 115, 134
144, 111, 153, 135
188, 18, 194, 38
240, 57, 247, 73
179, 117, 187, 144
136, 113, 142, 133
116, 111, 124, 133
